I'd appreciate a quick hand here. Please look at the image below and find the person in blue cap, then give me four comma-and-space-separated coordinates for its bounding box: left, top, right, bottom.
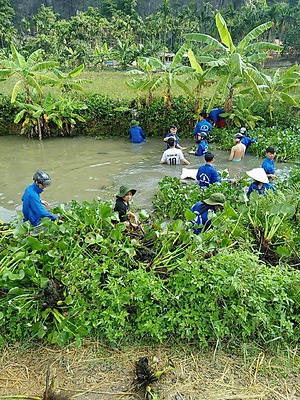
22, 170, 58, 226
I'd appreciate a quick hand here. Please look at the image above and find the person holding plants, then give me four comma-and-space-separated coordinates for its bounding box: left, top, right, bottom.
189, 192, 226, 234
188, 132, 208, 157
262, 146, 276, 181
229, 133, 246, 162
246, 168, 275, 197
197, 152, 235, 187
22, 170, 58, 227
114, 186, 138, 228
129, 120, 146, 143
163, 124, 186, 150
160, 137, 190, 165
194, 112, 212, 142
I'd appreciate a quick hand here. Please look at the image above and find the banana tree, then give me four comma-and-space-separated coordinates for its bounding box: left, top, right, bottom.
14, 93, 86, 139
185, 13, 282, 113
258, 65, 300, 120
0, 43, 59, 103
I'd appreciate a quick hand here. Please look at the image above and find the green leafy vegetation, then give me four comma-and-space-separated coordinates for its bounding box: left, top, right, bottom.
1, 171, 300, 349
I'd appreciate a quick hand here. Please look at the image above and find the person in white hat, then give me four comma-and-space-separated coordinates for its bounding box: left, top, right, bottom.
246, 168, 275, 198
239, 127, 263, 154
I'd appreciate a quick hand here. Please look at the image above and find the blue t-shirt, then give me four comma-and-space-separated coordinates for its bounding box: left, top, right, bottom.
190, 201, 214, 234
247, 182, 275, 197
209, 108, 224, 124
129, 126, 146, 143
22, 182, 57, 226
165, 132, 179, 148
241, 136, 257, 153
194, 120, 212, 142
196, 164, 221, 187
262, 157, 275, 175
194, 140, 208, 156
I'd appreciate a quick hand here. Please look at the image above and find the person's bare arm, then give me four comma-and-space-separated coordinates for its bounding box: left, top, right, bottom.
182, 157, 190, 165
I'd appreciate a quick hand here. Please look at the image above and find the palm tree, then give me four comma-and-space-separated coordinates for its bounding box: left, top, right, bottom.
185, 13, 282, 113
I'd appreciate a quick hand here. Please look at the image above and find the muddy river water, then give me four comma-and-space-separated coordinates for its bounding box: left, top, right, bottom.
0, 135, 290, 222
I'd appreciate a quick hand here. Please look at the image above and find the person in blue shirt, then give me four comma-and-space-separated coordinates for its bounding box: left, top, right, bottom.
246, 168, 275, 197
189, 132, 208, 157
22, 170, 58, 226
239, 127, 263, 154
163, 124, 185, 149
196, 152, 235, 187
129, 120, 146, 143
209, 106, 226, 128
262, 146, 276, 181
194, 112, 212, 143
189, 192, 226, 234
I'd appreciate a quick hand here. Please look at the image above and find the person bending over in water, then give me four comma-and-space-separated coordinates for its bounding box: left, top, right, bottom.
22, 170, 58, 227
229, 133, 246, 162
114, 186, 138, 228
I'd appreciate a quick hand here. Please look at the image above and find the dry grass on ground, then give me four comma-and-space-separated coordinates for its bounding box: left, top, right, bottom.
0, 342, 299, 400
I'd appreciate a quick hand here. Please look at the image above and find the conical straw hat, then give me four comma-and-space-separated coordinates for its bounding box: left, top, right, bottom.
246, 168, 269, 184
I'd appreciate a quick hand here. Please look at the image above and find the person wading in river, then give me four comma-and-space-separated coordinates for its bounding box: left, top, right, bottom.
229, 133, 246, 162
160, 137, 190, 165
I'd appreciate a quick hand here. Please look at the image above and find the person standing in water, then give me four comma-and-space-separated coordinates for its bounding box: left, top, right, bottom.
129, 120, 146, 143
160, 137, 190, 165
229, 133, 246, 162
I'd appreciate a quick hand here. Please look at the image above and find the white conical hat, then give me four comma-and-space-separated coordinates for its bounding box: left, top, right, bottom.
246, 168, 269, 184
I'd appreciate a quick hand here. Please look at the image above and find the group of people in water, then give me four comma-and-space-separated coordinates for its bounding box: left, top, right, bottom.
22, 112, 276, 235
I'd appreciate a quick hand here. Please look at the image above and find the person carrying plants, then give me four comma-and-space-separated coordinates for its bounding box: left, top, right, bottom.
160, 137, 190, 165
129, 120, 146, 143
246, 168, 275, 197
114, 185, 139, 229
163, 124, 186, 150
189, 192, 226, 234
22, 170, 58, 226
193, 111, 212, 142
188, 132, 208, 157
229, 133, 246, 162
262, 146, 276, 181
196, 152, 235, 187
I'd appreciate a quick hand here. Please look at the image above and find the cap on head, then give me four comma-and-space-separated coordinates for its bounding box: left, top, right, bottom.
33, 170, 52, 187
246, 168, 269, 184
200, 132, 207, 139
167, 137, 175, 147
234, 133, 243, 140
116, 185, 136, 198
240, 127, 247, 134
266, 146, 276, 154
170, 124, 177, 129
203, 193, 226, 207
